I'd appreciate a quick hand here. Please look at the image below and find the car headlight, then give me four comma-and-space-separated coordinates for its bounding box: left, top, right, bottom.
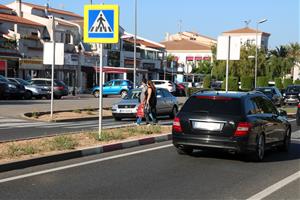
8, 84, 17, 89
283, 93, 286, 97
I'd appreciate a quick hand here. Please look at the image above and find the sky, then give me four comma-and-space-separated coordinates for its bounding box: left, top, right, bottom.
2, 0, 299, 48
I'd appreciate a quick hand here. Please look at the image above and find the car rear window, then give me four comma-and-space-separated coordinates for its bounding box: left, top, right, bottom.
286, 86, 300, 93
181, 96, 242, 116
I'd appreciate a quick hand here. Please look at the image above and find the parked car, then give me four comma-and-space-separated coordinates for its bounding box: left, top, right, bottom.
283, 85, 300, 105
0, 75, 25, 99
111, 88, 178, 121
29, 78, 68, 99
172, 91, 291, 161
8, 78, 50, 99
152, 80, 176, 93
255, 87, 283, 107
297, 104, 300, 126
174, 83, 186, 96
181, 82, 193, 88
211, 81, 223, 90
92, 79, 133, 98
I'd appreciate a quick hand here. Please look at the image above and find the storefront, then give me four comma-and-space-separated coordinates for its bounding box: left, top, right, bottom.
19, 58, 44, 80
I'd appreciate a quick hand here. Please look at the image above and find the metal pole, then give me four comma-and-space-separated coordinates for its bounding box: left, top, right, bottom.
98, 44, 103, 140
133, 0, 137, 88
255, 23, 258, 89
50, 16, 56, 120
225, 36, 231, 92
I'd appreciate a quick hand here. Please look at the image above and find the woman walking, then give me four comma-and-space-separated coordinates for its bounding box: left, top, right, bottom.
145, 80, 157, 125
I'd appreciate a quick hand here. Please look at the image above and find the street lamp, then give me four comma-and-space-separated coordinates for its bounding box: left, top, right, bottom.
255, 18, 267, 88
133, 0, 137, 88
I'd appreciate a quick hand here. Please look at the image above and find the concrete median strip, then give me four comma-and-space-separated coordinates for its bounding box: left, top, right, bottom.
0, 133, 172, 173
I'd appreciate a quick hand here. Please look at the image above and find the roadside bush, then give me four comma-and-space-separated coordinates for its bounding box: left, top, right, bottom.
275, 78, 283, 89
7, 143, 39, 157
203, 75, 211, 89
49, 135, 78, 150
283, 78, 293, 88
73, 109, 81, 114
187, 87, 202, 96
241, 77, 254, 91
257, 76, 268, 87
294, 79, 300, 85
222, 77, 239, 91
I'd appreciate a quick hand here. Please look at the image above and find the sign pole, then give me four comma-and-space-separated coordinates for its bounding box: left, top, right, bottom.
225, 36, 231, 92
50, 16, 56, 120
98, 43, 103, 140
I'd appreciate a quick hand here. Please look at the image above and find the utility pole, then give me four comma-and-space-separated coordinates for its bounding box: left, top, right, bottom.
50, 16, 56, 120
133, 0, 137, 88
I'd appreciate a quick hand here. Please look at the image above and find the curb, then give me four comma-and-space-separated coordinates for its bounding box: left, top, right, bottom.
0, 134, 172, 173
22, 108, 113, 122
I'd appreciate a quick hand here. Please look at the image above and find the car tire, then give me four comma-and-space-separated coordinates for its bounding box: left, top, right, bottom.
114, 117, 122, 121
176, 146, 193, 155
252, 134, 265, 162
169, 106, 178, 119
278, 128, 291, 152
93, 90, 100, 98
120, 90, 128, 98
54, 95, 62, 99
45, 94, 51, 100
24, 91, 32, 100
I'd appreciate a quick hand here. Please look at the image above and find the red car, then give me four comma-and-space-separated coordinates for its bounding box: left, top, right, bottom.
174, 83, 186, 96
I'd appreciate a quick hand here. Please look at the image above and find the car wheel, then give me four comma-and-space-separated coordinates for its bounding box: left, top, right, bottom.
54, 95, 62, 99
93, 90, 100, 98
278, 128, 291, 152
24, 91, 32, 100
169, 106, 178, 119
114, 117, 122, 121
45, 94, 51, 99
253, 134, 265, 162
176, 146, 193, 155
120, 90, 128, 98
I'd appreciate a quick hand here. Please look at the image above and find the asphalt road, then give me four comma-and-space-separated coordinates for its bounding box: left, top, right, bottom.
0, 116, 173, 142
0, 131, 299, 199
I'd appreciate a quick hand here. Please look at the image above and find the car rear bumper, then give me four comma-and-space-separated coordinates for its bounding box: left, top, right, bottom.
284, 98, 299, 104
172, 133, 254, 153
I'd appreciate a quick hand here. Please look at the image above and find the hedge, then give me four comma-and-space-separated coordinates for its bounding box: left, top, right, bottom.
222, 77, 239, 91
257, 76, 268, 87
283, 78, 293, 88
275, 78, 283, 89
241, 77, 254, 91
203, 75, 211, 89
187, 87, 202, 97
294, 80, 300, 85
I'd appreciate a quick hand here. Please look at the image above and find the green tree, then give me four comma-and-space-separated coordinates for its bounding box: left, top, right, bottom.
257, 76, 268, 87
241, 76, 254, 91
222, 77, 239, 91
275, 78, 283, 90
192, 61, 213, 75
203, 75, 211, 89
283, 78, 293, 88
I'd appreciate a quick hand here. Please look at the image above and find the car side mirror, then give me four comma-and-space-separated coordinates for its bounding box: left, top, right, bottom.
278, 109, 287, 117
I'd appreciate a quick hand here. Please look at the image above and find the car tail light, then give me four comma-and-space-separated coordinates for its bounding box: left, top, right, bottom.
173, 117, 183, 133
54, 86, 64, 90
298, 104, 300, 108
234, 122, 252, 136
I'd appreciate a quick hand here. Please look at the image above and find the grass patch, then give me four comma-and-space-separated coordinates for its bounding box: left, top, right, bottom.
86, 110, 95, 115
6, 143, 39, 157
48, 135, 78, 151
31, 112, 39, 118
73, 109, 82, 114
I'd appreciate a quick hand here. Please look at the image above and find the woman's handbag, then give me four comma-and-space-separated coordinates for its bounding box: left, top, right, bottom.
136, 103, 145, 118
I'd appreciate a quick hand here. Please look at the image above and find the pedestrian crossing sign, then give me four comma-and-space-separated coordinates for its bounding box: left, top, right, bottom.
84, 4, 119, 43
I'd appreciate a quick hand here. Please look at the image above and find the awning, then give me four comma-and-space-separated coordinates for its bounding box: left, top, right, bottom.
94, 66, 127, 74
195, 56, 203, 61
0, 60, 7, 71
186, 56, 194, 61
203, 56, 211, 61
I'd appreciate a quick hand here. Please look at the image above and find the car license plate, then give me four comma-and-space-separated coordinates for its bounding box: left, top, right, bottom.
192, 121, 222, 131
119, 109, 132, 113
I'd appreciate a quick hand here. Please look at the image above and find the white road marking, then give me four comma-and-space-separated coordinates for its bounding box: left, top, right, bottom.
246, 171, 300, 200
0, 144, 173, 184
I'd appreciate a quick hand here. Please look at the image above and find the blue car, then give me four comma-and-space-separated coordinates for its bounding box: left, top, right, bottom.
92, 79, 133, 98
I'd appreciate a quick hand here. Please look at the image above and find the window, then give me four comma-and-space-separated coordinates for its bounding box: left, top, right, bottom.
181, 96, 242, 116
253, 96, 277, 114
65, 33, 71, 44
114, 81, 122, 86
105, 81, 113, 87
245, 98, 257, 115
32, 80, 46, 86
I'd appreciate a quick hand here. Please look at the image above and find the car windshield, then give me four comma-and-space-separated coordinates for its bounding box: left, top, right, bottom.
286, 86, 300, 93
256, 88, 274, 96
16, 79, 30, 85
181, 96, 242, 116
124, 90, 141, 99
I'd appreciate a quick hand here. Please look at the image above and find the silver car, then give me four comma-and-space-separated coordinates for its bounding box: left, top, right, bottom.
112, 88, 179, 121
8, 78, 50, 99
